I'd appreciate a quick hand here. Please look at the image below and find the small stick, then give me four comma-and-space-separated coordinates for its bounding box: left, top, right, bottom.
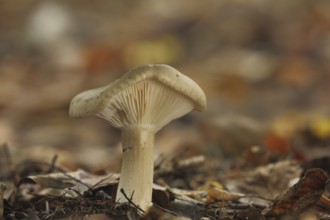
47, 154, 58, 173
120, 188, 145, 214
152, 203, 178, 217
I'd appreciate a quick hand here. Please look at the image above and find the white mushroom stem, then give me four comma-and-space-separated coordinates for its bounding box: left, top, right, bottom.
116, 125, 155, 211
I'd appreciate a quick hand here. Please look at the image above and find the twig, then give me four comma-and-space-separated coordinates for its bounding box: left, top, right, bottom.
47, 154, 58, 173
120, 188, 145, 214
60, 171, 93, 192
90, 173, 118, 189
152, 203, 178, 217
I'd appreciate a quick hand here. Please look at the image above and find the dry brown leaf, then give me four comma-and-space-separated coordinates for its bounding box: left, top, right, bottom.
18, 170, 119, 199
262, 168, 329, 217
207, 188, 245, 202
169, 187, 206, 203
225, 160, 302, 204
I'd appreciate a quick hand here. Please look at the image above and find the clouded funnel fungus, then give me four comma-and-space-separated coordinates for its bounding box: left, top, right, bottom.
69, 64, 206, 211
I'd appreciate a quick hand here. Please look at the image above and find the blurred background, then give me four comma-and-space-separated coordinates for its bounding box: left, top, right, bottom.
0, 0, 329, 172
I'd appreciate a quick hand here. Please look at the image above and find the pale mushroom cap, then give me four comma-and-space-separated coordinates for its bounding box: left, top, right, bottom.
69, 64, 206, 130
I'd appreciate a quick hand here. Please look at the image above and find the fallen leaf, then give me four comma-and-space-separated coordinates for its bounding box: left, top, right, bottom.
207, 188, 245, 202
225, 160, 302, 204
262, 168, 329, 217
18, 170, 119, 199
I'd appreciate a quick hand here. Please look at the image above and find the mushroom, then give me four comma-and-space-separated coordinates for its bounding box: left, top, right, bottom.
69, 64, 206, 211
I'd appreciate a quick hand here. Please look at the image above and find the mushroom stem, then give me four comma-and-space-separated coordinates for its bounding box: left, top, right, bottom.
116, 125, 155, 211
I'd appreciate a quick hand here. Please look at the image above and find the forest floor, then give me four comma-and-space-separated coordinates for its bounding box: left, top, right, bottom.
0, 0, 330, 219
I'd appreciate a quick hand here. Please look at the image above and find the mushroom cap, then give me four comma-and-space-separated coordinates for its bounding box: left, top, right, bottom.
69, 64, 206, 130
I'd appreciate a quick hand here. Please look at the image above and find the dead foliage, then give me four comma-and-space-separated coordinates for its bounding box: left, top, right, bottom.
0, 145, 329, 220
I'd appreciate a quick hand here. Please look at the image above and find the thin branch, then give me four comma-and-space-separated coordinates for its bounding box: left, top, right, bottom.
120, 188, 145, 214
152, 203, 178, 217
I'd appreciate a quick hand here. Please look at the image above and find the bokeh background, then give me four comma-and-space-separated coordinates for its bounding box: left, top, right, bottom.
0, 0, 329, 172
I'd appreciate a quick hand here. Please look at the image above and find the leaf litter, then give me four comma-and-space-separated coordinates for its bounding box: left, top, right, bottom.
0, 143, 329, 220
0, 0, 330, 219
